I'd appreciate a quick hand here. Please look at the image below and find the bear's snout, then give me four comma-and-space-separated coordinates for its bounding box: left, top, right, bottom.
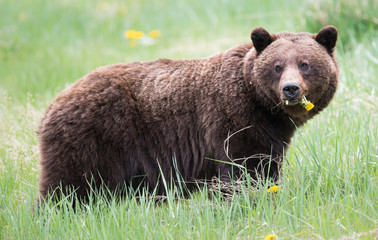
282, 82, 300, 99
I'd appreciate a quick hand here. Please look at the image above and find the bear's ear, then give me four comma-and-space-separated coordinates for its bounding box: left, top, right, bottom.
251, 27, 276, 53
314, 26, 338, 53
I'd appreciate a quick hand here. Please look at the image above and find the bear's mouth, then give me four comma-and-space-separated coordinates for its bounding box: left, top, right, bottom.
282, 96, 315, 111
283, 99, 300, 106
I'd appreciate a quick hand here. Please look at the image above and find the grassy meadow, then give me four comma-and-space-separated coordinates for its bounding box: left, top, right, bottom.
0, 0, 377, 239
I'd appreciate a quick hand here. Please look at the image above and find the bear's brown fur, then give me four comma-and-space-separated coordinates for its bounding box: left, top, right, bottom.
38, 26, 338, 200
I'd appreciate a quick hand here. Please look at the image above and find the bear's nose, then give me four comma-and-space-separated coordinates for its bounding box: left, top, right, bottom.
282, 82, 300, 99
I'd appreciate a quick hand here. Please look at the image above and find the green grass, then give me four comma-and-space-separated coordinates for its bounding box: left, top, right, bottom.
0, 0, 377, 239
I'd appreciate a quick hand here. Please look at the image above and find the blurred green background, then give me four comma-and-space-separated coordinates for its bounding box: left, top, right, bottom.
1, 0, 376, 103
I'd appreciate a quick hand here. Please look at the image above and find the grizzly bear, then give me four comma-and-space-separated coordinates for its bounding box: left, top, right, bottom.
38, 26, 338, 201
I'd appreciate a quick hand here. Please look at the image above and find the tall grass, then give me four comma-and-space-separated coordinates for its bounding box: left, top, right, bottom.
303, 0, 378, 49
0, 0, 377, 239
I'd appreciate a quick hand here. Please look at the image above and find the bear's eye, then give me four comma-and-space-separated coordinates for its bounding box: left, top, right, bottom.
299, 62, 309, 71
275, 65, 283, 73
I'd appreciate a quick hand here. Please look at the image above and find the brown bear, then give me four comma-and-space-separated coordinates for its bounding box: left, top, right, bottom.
38, 26, 338, 201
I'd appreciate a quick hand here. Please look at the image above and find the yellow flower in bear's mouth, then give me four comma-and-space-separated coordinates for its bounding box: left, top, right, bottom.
305, 101, 314, 111
284, 96, 314, 111
300, 96, 314, 111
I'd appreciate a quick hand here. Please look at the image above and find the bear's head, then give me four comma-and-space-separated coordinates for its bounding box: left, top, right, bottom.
245, 26, 338, 123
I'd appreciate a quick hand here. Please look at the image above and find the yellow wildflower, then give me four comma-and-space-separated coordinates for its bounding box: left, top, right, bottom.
124, 29, 144, 39
305, 102, 314, 111
148, 30, 161, 38
267, 185, 281, 193
300, 96, 314, 111
264, 234, 277, 240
